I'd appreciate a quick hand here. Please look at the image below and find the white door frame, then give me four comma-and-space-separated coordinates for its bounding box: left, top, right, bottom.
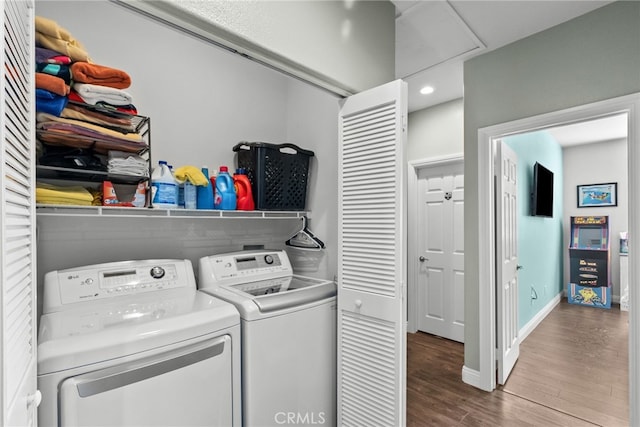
476, 93, 640, 425
408, 153, 464, 333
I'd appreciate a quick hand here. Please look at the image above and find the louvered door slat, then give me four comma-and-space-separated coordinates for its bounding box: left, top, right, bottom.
6, 95, 31, 132
338, 80, 407, 427
341, 312, 397, 426
343, 253, 394, 264
2, 1, 37, 425
5, 167, 31, 192
7, 287, 30, 340
7, 131, 31, 157
6, 192, 31, 211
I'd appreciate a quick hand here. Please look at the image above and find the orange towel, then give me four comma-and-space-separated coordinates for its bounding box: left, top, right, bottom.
35, 73, 70, 96
70, 62, 131, 90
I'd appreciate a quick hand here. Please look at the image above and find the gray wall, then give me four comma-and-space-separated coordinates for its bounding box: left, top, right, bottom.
35, 1, 340, 304
563, 138, 628, 300
407, 98, 463, 161
463, 1, 640, 371
120, 0, 396, 96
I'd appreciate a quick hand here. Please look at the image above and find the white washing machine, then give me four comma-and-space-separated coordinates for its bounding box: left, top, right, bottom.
37, 259, 241, 427
198, 250, 337, 427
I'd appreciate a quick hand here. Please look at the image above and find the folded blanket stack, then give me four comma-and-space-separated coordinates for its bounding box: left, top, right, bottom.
35, 16, 150, 207
35, 16, 90, 63
35, 46, 72, 115
36, 182, 97, 206
108, 151, 149, 177
37, 112, 146, 154
35, 15, 139, 116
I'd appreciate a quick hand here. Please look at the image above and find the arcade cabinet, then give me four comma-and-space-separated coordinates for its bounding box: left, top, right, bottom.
568, 216, 611, 309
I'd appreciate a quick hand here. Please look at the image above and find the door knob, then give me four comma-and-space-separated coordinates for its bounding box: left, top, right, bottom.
419, 256, 428, 262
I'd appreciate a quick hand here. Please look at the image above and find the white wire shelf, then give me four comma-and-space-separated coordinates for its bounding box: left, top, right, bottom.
36, 204, 308, 219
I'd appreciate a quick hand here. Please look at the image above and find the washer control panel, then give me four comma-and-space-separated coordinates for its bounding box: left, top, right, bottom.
200, 250, 293, 287
43, 259, 195, 311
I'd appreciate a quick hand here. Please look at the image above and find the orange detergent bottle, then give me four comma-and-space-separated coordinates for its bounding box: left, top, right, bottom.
234, 168, 255, 211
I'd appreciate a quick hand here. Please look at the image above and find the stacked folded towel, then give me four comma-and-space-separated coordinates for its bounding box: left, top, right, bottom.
35, 16, 138, 116
35, 16, 91, 63
35, 16, 150, 207
36, 88, 68, 117
72, 83, 133, 107
36, 112, 145, 155
108, 151, 149, 177
70, 62, 131, 89
35, 47, 72, 116
36, 183, 95, 206
36, 46, 72, 65
60, 102, 136, 133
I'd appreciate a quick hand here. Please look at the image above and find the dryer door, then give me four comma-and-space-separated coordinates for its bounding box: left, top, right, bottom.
59, 336, 233, 426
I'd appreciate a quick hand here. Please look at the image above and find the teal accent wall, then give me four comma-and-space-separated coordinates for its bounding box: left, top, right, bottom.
504, 131, 563, 329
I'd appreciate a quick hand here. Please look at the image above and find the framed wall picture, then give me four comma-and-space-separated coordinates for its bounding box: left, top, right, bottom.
577, 182, 618, 208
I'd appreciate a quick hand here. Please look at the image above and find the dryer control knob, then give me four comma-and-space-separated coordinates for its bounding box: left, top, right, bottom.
150, 266, 165, 279
264, 255, 274, 264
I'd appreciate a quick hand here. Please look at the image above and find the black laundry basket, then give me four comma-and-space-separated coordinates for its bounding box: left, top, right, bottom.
233, 142, 314, 211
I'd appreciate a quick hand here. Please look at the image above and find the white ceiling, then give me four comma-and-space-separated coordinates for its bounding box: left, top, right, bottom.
394, 0, 615, 112
545, 113, 628, 147
393, 0, 623, 145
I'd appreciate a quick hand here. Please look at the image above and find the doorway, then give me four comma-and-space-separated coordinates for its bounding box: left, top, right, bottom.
475, 93, 639, 425
495, 113, 628, 385
408, 154, 464, 340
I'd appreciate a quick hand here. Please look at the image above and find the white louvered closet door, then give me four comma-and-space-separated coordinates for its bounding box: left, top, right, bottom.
337, 79, 407, 427
1, 1, 38, 426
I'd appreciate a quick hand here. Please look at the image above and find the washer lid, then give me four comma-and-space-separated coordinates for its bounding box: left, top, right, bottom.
203, 275, 336, 319
37, 289, 239, 374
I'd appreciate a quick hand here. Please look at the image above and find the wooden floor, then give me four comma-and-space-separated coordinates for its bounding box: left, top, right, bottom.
407, 300, 629, 426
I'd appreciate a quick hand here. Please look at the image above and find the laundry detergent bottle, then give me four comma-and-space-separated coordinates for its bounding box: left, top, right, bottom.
234, 168, 254, 211
169, 164, 183, 208
196, 166, 214, 210
151, 160, 178, 209
214, 166, 237, 210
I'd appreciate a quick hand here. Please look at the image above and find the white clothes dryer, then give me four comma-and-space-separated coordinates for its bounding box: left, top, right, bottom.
198, 250, 336, 427
37, 259, 241, 427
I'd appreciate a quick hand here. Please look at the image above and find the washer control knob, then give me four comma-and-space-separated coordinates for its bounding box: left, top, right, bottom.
264, 255, 274, 265
150, 266, 165, 279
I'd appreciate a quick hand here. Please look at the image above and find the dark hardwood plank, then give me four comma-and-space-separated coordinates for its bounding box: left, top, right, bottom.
407, 299, 628, 426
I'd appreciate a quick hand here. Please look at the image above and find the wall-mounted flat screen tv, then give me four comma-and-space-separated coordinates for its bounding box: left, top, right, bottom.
531, 162, 554, 217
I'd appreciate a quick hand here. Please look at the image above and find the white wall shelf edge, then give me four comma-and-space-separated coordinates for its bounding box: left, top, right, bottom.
36, 205, 308, 219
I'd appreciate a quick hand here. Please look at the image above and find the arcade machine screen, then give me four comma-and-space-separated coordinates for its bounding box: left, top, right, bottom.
574, 226, 606, 249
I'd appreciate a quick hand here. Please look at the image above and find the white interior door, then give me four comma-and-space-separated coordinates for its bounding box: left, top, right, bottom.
338, 79, 407, 426
496, 141, 519, 385
2, 1, 38, 425
416, 162, 464, 342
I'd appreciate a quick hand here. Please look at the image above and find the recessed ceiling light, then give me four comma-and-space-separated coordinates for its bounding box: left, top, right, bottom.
420, 86, 435, 95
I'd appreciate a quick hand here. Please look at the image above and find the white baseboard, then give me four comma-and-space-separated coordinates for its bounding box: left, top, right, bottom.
519, 293, 561, 342
406, 321, 417, 334
461, 365, 484, 390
